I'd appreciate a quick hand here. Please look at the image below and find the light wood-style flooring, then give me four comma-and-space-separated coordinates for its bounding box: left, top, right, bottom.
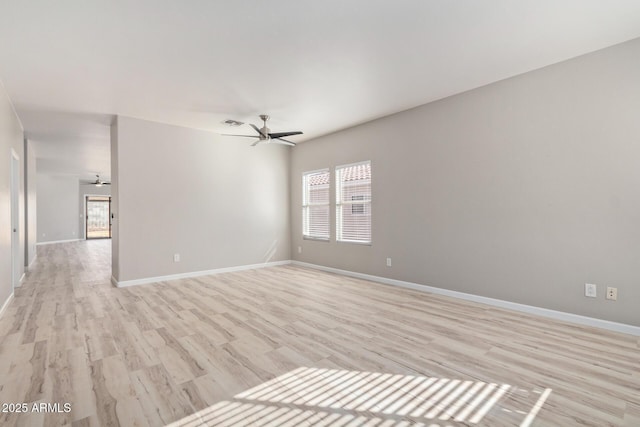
0, 240, 638, 426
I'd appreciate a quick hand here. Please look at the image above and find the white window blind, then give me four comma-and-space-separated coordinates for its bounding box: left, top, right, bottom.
336, 161, 371, 243
302, 169, 330, 240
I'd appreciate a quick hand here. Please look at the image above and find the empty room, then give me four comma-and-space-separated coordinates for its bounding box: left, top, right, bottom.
0, 2, 639, 426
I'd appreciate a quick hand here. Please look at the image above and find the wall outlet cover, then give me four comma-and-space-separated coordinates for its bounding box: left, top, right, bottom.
585, 283, 597, 298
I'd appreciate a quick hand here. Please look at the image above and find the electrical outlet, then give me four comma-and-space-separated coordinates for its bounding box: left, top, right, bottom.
606, 287, 617, 301
585, 283, 597, 298
386, 258, 392, 267
298, 246, 302, 254
173, 253, 180, 262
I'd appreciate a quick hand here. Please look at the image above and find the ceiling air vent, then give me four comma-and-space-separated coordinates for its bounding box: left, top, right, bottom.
222, 119, 244, 126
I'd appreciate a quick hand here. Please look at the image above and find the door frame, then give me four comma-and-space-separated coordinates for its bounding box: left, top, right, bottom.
84, 195, 112, 240
10, 149, 20, 289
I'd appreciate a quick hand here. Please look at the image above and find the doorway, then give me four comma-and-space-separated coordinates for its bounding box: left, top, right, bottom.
86, 196, 111, 239
11, 150, 20, 289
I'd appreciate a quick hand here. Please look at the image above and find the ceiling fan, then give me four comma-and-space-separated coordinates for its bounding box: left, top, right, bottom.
87, 174, 110, 187
222, 114, 302, 146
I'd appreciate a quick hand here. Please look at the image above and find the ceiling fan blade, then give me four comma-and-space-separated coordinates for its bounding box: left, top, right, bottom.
273, 138, 296, 146
250, 124, 266, 137
268, 131, 302, 139
251, 139, 261, 147
221, 134, 261, 138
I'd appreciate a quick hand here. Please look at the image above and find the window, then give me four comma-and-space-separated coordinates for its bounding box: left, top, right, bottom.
302, 169, 330, 240
336, 161, 371, 243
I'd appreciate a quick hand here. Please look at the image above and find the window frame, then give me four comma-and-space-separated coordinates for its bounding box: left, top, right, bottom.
302, 168, 331, 241
336, 160, 372, 245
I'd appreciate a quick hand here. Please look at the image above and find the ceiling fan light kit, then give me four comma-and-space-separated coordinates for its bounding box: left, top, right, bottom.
222, 114, 302, 147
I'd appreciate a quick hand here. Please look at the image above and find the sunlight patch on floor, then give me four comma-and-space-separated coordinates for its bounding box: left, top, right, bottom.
168, 367, 552, 426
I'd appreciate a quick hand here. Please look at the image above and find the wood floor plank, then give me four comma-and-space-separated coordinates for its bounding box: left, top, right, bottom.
25, 340, 48, 402
89, 359, 119, 427
67, 346, 96, 423
130, 364, 194, 425
44, 347, 74, 427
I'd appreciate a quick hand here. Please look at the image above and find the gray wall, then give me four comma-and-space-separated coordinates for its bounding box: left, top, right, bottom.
24, 140, 36, 266
0, 81, 24, 307
78, 183, 111, 239
36, 174, 79, 243
111, 116, 290, 282
291, 38, 640, 326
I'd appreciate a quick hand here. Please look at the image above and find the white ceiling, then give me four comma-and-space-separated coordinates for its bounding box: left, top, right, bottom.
2, 1, 640, 181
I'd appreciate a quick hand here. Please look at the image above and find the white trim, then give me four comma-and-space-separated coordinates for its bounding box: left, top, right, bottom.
0, 293, 15, 319
113, 260, 292, 288
27, 254, 37, 270
291, 261, 640, 337
336, 239, 372, 246
303, 236, 330, 242
36, 239, 82, 246
10, 149, 20, 292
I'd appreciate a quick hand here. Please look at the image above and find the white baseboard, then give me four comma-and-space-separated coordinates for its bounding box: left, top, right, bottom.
36, 239, 82, 246
0, 292, 14, 319
291, 261, 640, 337
113, 260, 292, 288
27, 254, 37, 270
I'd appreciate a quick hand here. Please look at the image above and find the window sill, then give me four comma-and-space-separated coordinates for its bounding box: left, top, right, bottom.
337, 239, 372, 246
303, 236, 330, 242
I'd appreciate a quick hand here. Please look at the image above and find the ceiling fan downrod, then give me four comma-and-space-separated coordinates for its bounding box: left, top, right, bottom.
259, 114, 270, 140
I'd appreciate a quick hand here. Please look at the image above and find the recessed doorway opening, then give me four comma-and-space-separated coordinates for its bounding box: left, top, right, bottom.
86, 196, 111, 239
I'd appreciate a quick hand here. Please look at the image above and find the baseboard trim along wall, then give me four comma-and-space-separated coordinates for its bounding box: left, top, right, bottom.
113, 260, 292, 288
291, 261, 640, 337
27, 254, 37, 270
36, 239, 82, 246
0, 293, 14, 320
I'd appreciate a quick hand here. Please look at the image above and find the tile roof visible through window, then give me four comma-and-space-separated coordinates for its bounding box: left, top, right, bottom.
308, 172, 329, 186
308, 163, 371, 186
341, 163, 371, 182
